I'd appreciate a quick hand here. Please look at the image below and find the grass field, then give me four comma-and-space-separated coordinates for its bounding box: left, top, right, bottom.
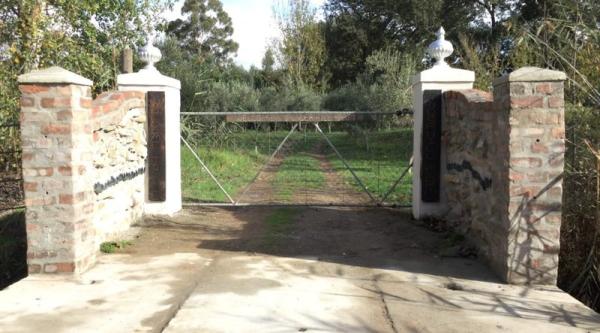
181, 126, 413, 204
326, 128, 413, 204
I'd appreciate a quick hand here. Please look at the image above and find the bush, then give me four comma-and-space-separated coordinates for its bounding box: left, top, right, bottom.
559, 105, 600, 312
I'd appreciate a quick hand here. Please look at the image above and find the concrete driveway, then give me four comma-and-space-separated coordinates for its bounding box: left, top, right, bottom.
0, 207, 599, 332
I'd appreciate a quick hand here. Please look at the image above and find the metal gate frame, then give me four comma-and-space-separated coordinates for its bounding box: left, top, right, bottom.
180, 111, 413, 208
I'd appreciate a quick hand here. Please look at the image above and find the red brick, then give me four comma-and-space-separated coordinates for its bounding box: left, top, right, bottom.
548, 96, 564, 108
28, 264, 42, 274
511, 157, 543, 168
59, 192, 87, 205
42, 124, 71, 135
21, 96, 35, 107
509, 172, 525, 181
551, 128, 565, 139
109, 93, 126, 101
41, 97, 71, 108
19, 85, 50, 94
511, 96, 544, 108
58, 166, 72, 176
531, 143, 549, 153
22, 153, 34, 161
535, 83, 554, 95
80, 98, 92, 108
56, 262, 75, 273
24, 182, 38, 191
59, 194, 75, 205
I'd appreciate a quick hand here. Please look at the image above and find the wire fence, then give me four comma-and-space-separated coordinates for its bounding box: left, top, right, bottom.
180, 112, 414, 207
0, 121, 23, 212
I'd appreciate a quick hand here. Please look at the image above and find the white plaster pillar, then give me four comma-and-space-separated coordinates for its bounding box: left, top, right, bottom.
412, 28, 475, 219
117, 34, 182, 215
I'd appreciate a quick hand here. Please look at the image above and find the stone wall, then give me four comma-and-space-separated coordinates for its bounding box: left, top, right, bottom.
91, 91, 146, 245
18, 67, 146, 274
443, 67, 566, 284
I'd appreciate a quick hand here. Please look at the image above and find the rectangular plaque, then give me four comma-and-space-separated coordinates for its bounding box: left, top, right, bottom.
147, 91, 166, 202
421, 90, 442, 203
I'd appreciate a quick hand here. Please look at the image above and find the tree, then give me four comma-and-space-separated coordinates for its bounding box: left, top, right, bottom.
262, 48, 276, 72
167, 0, 239, 64
274, 0, 327, 90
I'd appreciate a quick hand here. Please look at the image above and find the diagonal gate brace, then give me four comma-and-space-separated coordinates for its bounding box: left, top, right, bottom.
313, 123, 378, 204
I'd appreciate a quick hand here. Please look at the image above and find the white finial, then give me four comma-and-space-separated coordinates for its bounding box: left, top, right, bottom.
427, 27, 454, 67
138, 31, 162, 72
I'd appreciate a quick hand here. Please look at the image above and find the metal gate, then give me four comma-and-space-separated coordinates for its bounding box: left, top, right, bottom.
180, 111, 413, 207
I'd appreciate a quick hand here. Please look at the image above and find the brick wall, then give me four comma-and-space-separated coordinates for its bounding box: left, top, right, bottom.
443, 67, 566, 284
18, 67, 146, 274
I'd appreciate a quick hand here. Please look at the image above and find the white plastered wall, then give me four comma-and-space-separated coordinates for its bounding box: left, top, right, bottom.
117, 70, 182, 216
412, 66, 475, 219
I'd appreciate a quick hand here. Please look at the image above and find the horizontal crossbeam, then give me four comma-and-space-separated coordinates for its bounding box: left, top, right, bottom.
181, 110, 412, 123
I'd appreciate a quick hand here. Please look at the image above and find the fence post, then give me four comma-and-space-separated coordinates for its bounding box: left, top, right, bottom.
412, 28, 475, 219
117, 33, 182, 215
493, 67, 567, 284
18, 67, 97, 274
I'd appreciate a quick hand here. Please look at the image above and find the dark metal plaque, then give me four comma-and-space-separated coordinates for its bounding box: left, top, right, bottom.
147, 91, 166, 202
421, 90, 442, 203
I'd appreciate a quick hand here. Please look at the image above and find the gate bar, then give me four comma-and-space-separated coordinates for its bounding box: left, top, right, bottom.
235, 123, 299, 205
181, 135, 235, 204
314, 123, 378, 204
184, 202, 411, 208
181, 111, 403, 116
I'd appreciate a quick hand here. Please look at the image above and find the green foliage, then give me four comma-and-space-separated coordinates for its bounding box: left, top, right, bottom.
274, 0, 327, 90
100, 240, 133, 254
326, 129, 413, 204
273, 137, 326, 200
323, 49, 415, 114
559, 105, 600, 312
166, 0, 238, 64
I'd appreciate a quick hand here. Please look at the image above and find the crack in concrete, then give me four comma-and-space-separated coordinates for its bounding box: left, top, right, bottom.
372, 274, 399, 333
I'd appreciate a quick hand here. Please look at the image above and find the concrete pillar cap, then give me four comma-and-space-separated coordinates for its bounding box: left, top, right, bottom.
18, 66, 93, 86
493, 67, 567, 86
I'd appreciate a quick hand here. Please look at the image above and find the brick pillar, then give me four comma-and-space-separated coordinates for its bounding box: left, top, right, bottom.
493, 67, 567, 284
18, 67, 96, 274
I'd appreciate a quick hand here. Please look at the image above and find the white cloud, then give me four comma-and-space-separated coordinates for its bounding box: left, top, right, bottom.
163, 0, 325, 69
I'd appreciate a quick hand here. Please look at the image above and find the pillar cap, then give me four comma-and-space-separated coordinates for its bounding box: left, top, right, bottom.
117, 71, 181, 90
18, 66, 93, 86
494, 67, 567, 86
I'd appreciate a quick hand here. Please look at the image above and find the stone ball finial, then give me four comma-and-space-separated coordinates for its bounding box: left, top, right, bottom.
138, 32, 162, 72
427, 27, 454, 67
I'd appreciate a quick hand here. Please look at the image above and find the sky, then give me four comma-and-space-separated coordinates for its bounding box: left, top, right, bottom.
164, 0, 326, 69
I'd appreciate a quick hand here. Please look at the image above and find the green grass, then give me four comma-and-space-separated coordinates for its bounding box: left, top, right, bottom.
325, 128, 413, 204
263, 208, 299, 248
181, 127, 413, 204
181, 131, 294, 202
100, 240, 133, 254
272, 136, 326, 200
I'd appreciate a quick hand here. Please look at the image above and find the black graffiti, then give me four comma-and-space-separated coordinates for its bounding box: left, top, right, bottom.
447, 160, 492, 191
94, 166, 146, 195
